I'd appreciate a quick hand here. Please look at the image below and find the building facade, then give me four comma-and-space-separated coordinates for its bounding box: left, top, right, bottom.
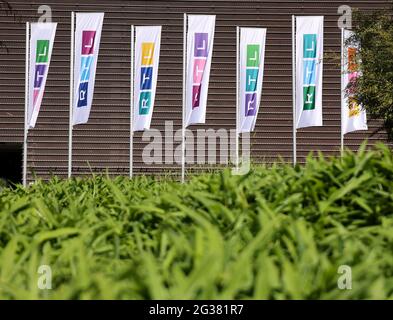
0, 0, 391, 183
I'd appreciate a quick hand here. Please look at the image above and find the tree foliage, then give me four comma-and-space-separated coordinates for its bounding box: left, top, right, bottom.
351, 5, 393, 140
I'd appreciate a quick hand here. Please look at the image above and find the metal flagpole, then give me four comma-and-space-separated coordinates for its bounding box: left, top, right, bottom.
68, 12, 75, 179
292, 15, 297, 166
181, 13, 187, 183
340, 27, 345, 155
130, 25, 135, 178
235, 26, 240, 171
23, 22, 29, 187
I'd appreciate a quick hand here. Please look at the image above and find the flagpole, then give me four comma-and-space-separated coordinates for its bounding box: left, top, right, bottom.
130, 25, 135, 178
181, 13, 186, 183
340, 27, 345, 155
23, 22, 29, 187
235, 26, 240, 171
292, 15, 297, 166
68, 12, 75, 179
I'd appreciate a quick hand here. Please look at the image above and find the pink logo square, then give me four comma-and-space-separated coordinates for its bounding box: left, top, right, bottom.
349, 72, 359, 82
193, 59, 206, 84
33, 88, 40, 107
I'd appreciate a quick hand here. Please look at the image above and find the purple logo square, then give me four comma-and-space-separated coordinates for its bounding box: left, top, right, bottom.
81, 31, 96, 55
192, 85, 201, 109
34, 64, 46, 88
194, 33, 208, 57
245, 93, 257, 117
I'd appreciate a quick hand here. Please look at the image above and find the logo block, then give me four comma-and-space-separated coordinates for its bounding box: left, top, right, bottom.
192, 85, 201, 109
303, 34, 317, 58
80, 56, 93, 82
139, 91, 151, 115
348, 97, 360, 117
141, 42, 154, 66
36, 40, 50, 63
193, 58, 206, 84
245, 68, 258, 92
303, 86, 316, 110
81, 31, 96, 55
194, 33, 208, 57
246, 44, 260, 68
348, 47, 358, 72
34, 64, 46, 88
77, 82, 89, 108
303, 60, 316, 86
140, 67, 153, 90
245, 93, 257, 117
33, 88, 40, 107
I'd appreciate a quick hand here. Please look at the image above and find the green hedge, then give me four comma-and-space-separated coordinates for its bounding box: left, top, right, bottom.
0, 143, 392, 299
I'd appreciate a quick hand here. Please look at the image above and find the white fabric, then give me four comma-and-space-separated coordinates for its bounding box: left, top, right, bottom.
28, 22, 57, 128
185, 15, 215, 127
72, 12, 104, 125
342, 29, 367, 135
295, 16, 324, 129
238, 27, 266, 133
133, 26, 161, 132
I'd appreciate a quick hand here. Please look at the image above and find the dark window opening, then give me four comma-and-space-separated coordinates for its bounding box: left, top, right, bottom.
0, 143, 22, 187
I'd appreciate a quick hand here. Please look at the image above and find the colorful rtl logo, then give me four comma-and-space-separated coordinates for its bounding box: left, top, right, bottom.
192, 33, 208, 109
245, 44, 260, 117
347, 47, 360, 118
77, 31, 96, 108
33, 40, 50, 109
139, 42, 155, 115
303, 34, 317, 110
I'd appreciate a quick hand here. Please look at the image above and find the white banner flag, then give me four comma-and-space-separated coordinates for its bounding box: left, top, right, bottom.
133, 26, 161, 132
185, 15, 215, 127
28, 22, 57, 128
238, 28, 266, 133
342, 29, 367, 135
72, 12, 104, 125
295, 16, 324, 129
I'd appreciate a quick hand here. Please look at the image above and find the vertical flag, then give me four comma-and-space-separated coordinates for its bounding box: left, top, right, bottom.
72, 12, 104, 125
342, 29, 367, 135
28, 22, 57, 128
133, 26, 161, 131
295, 16, 324, 129
238, 28, 266, 133
185, 15, 215, 127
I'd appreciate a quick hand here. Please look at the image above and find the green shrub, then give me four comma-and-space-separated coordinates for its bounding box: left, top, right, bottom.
0, 143, 392, 299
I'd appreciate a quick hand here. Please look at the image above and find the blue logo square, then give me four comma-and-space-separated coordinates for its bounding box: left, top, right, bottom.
140, 67, 153, 90
80, 56, 93, 82
303, 60, 316, 86
77, 82, 89, 108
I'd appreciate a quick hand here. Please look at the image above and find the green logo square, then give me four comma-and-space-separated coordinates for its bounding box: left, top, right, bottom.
36, 40, 50, 63
246, 44, 260, 67
303, 86, 316, 110
303, 34, 317, 59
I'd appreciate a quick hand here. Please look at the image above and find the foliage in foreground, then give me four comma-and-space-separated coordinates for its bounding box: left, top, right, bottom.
0, 144, 392, 300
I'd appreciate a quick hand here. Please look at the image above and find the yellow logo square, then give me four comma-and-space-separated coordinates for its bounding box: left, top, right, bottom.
141, 43, 154, 65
